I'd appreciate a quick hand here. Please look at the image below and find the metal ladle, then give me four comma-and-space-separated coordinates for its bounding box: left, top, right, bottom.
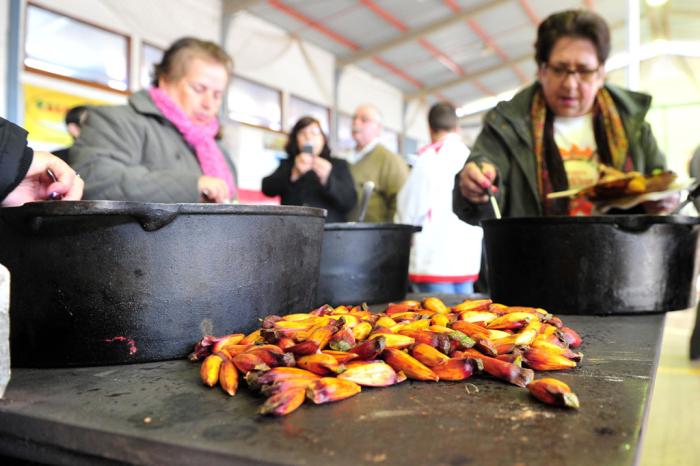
487, 185, 501, 219
670, 180, 700, 215
356, 181, 375, 222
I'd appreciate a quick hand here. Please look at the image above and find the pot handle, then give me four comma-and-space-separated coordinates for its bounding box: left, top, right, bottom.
124, 204, 181, 231
1, 203, 181, 233
613, 216, 653, 232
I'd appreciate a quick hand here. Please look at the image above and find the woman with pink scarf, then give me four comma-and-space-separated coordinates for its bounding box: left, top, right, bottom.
70, 38, 236, 203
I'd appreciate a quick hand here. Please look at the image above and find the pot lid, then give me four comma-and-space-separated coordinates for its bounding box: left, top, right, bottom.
0, 201, 326, 218
325, 222, 421, 232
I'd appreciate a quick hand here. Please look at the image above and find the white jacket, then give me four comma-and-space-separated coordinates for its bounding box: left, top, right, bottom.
396, 133, 483, 283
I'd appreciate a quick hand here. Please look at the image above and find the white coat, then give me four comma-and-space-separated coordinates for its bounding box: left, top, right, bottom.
396, 133, 483, 283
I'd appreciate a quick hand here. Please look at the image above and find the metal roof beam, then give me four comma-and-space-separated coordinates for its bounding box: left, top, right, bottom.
406, 18, 628, 100
223, 0, 262, 16
406, 52, 531, 100
337, 0, 511, 67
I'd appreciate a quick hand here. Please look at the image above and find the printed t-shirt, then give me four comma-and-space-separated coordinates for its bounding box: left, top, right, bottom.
554, 114, 598, 216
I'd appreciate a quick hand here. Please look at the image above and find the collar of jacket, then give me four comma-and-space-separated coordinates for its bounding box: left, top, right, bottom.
604, 83, 653, 144
487, 83, 540, 208
128, 89, 197, 138
129, 89, 166, 119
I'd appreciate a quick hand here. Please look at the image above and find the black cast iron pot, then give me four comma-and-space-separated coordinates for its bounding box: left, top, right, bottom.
0, 201, 325, 367
317, 223, 420, 306
482, 215, 700, 315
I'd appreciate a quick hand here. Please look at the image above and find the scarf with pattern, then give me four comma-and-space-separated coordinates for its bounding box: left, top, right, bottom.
531, 86, 631, 215
149, 87, 236, 201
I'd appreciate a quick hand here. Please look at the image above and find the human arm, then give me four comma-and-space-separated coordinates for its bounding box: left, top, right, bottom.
636, 120, 677, 213
292, 152, 315, 183
317, 158, 357, 214
261, 159, 295, 197
638, 120, 666, 174
0, 117, 33, 202
198, 176, 230, 203
452, 123, 510, 225
1, 118, 83, 206
3, 151, 84, 207
69, 106, 201, 202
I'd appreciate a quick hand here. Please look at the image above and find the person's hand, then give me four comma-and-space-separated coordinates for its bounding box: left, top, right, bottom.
291, 152, 314, 182
198, 175, 230, 203
642, 192, 680, 214
312, 156, 332, 186
458, 161, 497, 204
1, 151, 84, 207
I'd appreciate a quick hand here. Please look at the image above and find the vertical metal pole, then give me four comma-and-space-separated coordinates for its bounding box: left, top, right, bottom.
330, 66, 341, 147
400, 98, 407, 157
6, 0, 22, 122
220, 3, 232, 120
626, 0, 641, 90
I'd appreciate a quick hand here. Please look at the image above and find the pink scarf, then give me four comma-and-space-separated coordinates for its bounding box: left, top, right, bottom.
149, 87, 236, 200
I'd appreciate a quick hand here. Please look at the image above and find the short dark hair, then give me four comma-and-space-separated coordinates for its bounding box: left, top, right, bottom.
428, 102, 458, 132
152, 37, 233, 87
65, 106, 87, 126
534, 10, 610, 66
285, 116, 331, 160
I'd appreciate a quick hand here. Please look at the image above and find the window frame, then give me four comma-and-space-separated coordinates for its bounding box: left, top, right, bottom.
286, 94, 331, 134
227, 74, 284, 133
23, 2, 131, 95
139, 40, 165, 90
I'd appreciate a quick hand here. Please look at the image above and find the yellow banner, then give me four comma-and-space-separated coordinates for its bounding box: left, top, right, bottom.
23, 84, 108, 145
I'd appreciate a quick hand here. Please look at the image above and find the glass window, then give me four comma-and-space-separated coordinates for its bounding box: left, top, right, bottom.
381, 128, 399, 154
287, 95, 329, 134
227, 76, 282, 131
335, 113, 355, 156
24, 4, 129, 91
140, 43, 164, 90
403, 137, 420, 166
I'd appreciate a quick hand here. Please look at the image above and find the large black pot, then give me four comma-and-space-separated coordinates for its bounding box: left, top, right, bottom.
317, 223, 420, 306
482, 215, 700, 315
0, 201, 325, 367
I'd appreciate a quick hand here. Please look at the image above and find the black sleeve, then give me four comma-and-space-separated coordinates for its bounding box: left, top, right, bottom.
261, 159, 294, 197
0, 117, 34, 202
321, 158, 358, 213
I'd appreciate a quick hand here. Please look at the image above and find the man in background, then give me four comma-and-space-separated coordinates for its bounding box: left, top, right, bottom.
348, 104, 408, 222
396, 102, 482, 294
52, 105, 87, 163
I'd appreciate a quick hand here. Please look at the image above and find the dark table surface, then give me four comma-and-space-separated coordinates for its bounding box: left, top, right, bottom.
0, 299, 665, 466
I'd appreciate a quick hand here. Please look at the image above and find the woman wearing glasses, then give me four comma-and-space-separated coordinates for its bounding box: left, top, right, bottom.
453, 9, 668, 221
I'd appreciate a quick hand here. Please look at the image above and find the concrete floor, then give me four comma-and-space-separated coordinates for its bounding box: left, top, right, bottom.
639, 306, 700, 466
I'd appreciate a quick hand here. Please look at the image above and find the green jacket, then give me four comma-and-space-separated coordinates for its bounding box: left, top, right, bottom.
70, 90, 236, 203
349, 143, 409, 223
453, 82, 666, 225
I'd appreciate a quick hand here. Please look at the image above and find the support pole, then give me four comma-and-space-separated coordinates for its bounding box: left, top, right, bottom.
626, 0, 641, 90
6, 0, 22, 122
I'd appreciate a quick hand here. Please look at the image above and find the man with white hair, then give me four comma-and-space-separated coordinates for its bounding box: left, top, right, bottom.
348, 104, 408, 222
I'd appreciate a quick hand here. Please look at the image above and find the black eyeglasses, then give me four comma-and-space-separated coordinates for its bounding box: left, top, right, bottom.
544, 63, 601, 83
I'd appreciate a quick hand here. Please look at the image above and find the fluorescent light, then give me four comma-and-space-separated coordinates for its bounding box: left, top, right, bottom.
456, 89, 517, 117
646, 0, 669, 7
